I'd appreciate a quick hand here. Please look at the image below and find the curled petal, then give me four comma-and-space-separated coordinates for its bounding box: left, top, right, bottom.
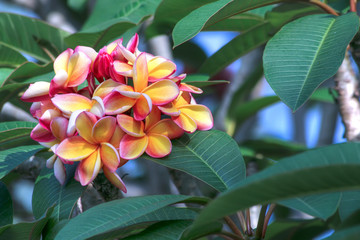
174, 91, 192, 107
148, 57, 176, 81
103, 167, 127, 193
92, 116, 116, 143
146, 133, 172, 158
30, 102, 41, 118
103, 91, 136, 115
116, 114, 145, 137
172, 113, 197, 133
148, 119, 184, 139
31, 124, 55, 142
50, 117, 69, 141
74, 46, 97, 66
100, 142, 120, 172
133, 53, 148, 92
119, 44, 136, 63
180, 83, 203, 94
157, 102, 180, 117
145, 106, 161, 131
56, 136, 97, 161
49, 70, 69, 97
66, 51, 91, 87
110, 125, 125, 149
126, 33, 139, 53
112, 61, 133, 77
75, 111, 97, 144
93, 79, 121, 99
77, 149, 102, 186
39, 109, 62, 130
54, 48, 73, 73
67, 110, 84, 136
133, 93, 152, 121
54, 157, 66, 185
21, 81, 50, 102
46, 154, 57, 168
120, 135, 148, 160
142, 80, 179, 105
179, 105, 213, 131
90, 96, 105, 118
52, 93, 92, 116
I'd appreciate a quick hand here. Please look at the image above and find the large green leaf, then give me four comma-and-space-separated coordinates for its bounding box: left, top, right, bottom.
55, 195, 204, 240
0, 181, 12, 227
172, 0, 281, 47
324, 225, 360, 240
0, 44, 26, 68
0, 13, 69, 63
32, 165, 85, 220
338, 191, 360, 221
124, 220, 192, 240
186, 142, 360, 235
263, 13, 359, 111
198, 3, 323, 77
145, 130, 246, 192
203, 13, 264, 32
66, 0, 161, 49
0, 206, 54, 240
0, 121, 37, 149
279, 192, 341, 220
0, 145, 44, 179
0, 82, 29, 109
0, 68, 13, 86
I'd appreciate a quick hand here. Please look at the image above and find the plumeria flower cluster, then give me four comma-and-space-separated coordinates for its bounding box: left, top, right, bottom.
21, 34, 213, 193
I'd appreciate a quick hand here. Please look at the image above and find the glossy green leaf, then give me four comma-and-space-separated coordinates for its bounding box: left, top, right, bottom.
0, 206, 54, 240
43, 219, 69, 240
235, 96, 280, 125
279, 192, 341, 220
172, 0, 282, 47
124, 220, 192, 240
0, 68, 13, 86
0, 44, 26, 68
66, 0, 161, 49
187, 142, 360, 234
145, 130, 246, 192
0, 121, 37, 149
55, 195, 204, 240
0, 145, 44, 179
263, 13, 359, 111
0, 13, 69, 63
203, 13, 264, 32
324, 225, 360, 240
0, 82, 29, 109
32, 165, 85, 220
0, 181, 12, 226
3, 62, 52, 86
338, 191, 360, 221
265, 219, 329, 240
198, 3, 322, 77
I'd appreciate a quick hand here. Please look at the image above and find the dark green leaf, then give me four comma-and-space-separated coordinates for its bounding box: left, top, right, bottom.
0, 121, 37, 149
43, 219, 69, 240
188, 142, 360, 234
32, 165, 85, 220
324, 225, 360, 240
145, 130, 246, 192
0, 82, 29, 109
0, 13, 69, 62
310, 87, 337, 103
338, 191, 360, 221
0, 181, 12, 226
0, 145, 44, 179
0, 206, 54, 240
173, 42, 207, 69
0, 68, 13, 86
203, 13, 264, 32
55, 195, 203, 240
0, 45, 26, 68
279, 192, 341, 220
263, 13, 359, 111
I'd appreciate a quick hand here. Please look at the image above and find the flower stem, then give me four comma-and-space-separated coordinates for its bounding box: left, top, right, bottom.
237, 211, 248, 234
218, 231, 245, 240
255, 205, 268, 239
262, 204, 276, 239
298, 0, 339, 16
224, 216, 245, 240
350, 0, 357, 12
246, 208, 253, 236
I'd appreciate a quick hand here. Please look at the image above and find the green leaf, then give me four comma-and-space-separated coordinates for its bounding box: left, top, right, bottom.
0, 145, 44, 179
172, 0, 281, 47
0, 68, 13, 86
55, 195, 202, 240
32, 165, 85, 220
338, 191, 360, 221
124, 220, 192, 240
265, 219, 329, 240
0, 45, 26, 68
203, 13, 264, 32
187, 142, 360, 234
0, 13, 69, 63
324, 225, 360, 240
145, 130, 246, 192
66, 0, 161, 49
0, 82, 29, 109
0, 121, 37, 149
310, 87, 337, 103
234, 96, 280, 125
0, 181, 12, 226
0, 206, 54, 240
3, 62, 53, 86
198, 3, 323, 77
279, 192, 341, 220
263, 13, 359, 111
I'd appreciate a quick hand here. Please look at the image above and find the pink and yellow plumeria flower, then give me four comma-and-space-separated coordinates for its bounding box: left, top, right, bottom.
104, 53, 179, 120
118, 107, 184, 160
159, 91, 213, 133
55, 111, 127, 192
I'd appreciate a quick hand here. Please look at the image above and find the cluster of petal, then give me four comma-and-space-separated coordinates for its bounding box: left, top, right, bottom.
21, 34, 213, 191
